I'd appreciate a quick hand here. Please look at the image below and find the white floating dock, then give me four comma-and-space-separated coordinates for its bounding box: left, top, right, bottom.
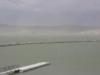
0, 61, 50, 75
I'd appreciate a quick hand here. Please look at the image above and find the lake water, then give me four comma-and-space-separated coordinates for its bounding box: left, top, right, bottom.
0, 36, 100, 75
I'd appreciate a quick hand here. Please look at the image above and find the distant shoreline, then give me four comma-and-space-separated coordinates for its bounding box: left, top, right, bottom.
0, 40, 100, 47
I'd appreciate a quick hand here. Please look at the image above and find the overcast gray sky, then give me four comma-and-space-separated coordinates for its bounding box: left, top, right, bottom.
0, 0, 100, 27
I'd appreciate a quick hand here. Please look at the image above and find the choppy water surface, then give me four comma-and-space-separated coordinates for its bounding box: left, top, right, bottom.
0, 36, 100, 75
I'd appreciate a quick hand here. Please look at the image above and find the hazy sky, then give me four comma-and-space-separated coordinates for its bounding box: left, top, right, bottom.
0, 0, 100, 27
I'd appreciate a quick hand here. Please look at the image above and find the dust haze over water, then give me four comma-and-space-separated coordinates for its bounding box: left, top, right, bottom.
0, 24, 100, 35
0, 24, 100, 44
0, 25, 100, 75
